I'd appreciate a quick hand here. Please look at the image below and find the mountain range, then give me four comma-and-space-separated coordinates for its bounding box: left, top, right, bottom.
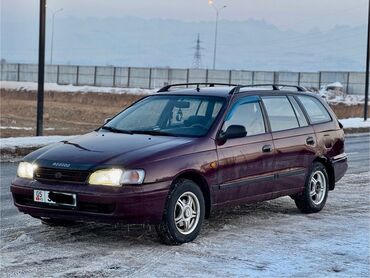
1, 16, 367, 72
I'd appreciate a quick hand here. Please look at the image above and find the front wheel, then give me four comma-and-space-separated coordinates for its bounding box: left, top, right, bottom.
294, 162, 329, 213
156, 179, 205, 245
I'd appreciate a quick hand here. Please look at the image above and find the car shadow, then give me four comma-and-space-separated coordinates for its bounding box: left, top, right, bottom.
25, 198, 301, 246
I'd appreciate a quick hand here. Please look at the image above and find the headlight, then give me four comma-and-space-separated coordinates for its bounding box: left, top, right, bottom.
88, 169, 145, 186
17, 162, 37, 179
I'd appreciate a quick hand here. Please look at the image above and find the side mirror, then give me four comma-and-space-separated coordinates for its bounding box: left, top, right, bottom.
217, 125, 247, 145
225, 125, 247, 139
104, 118, 112, 124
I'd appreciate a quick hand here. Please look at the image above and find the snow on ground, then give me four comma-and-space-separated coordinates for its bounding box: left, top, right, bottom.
0, 135, 369, 277
0, 126, 33, 131
0, 126, 57, 131
339, 118, 370, 128
320, 91, 365, 105
0, 135, 76, 150
317, 82, 365, 105
325, 81, 344, 89
0, 81, 154, 95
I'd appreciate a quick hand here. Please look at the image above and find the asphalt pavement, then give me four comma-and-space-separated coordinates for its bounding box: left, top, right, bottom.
0, 134, 369, 277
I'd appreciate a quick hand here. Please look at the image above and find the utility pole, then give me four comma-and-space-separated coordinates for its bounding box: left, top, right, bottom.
208, 0, 226, 70
37, 0, 46, 136
192, 34, 203, 69
212, 7, 219, 70
50, 8, 63, 65
364, 0, 369, 121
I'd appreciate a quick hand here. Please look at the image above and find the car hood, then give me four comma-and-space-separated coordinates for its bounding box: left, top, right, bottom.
27, 132, 194, 170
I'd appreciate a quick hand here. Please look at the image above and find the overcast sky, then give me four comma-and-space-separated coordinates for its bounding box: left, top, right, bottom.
2, 0, 368, 32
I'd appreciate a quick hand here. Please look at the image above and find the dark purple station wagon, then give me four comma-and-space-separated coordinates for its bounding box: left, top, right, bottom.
11, 83, 348, 245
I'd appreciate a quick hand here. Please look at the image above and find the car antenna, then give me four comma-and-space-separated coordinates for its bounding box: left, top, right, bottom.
196, 83, 200, 92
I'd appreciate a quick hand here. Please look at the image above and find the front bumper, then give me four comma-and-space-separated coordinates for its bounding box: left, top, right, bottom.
11, 178, 170, 224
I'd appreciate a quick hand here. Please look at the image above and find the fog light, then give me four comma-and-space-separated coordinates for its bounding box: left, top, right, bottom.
121, 170, 145, 184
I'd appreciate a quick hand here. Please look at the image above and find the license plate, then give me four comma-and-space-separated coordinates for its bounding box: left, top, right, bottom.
34, 190, 76, 207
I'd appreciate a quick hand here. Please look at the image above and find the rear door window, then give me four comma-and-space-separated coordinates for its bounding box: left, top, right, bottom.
297, 96, 331, 124
261, 96, 299, 132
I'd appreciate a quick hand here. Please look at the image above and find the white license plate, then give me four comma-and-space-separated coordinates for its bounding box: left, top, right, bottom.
33, 190, 76, 207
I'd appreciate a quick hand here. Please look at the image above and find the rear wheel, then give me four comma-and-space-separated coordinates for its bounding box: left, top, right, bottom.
156, 179, 205, 245
295, 162, 329, 213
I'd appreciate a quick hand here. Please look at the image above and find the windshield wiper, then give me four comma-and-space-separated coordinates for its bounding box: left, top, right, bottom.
61, 141, 101, 152
129, 130, 175, 136
101, 126, 134, 134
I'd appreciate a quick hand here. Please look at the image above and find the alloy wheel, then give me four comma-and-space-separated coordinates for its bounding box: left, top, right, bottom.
173, 191, 200, 235
309, 170, 327, 205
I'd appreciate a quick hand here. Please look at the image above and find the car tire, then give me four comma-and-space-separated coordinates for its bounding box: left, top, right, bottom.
40, 218, 77, 227
155, 179, 205, 245
294, 162, 329, 213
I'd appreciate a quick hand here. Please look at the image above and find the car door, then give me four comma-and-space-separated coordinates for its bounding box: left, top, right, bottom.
215, 95, 276, 204
261, 94, 316, 194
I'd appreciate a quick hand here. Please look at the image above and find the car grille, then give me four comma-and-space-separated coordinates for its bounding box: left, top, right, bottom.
34, 167, 90, 184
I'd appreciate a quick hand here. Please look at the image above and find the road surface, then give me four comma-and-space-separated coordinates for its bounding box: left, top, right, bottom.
1, 134, 369, 277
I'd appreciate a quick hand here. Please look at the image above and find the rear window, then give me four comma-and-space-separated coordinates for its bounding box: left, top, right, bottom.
262, 96, 299, 132
297, 96, 331, 124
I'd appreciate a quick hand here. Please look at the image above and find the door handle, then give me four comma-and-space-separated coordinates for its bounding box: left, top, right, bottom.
262, 144, 272, 153
306, 136, 315, 145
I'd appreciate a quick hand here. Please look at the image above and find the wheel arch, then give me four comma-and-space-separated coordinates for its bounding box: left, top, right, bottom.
313, 156, 335, 190
172, 170, 212, 218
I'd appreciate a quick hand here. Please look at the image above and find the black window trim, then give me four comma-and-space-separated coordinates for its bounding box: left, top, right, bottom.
259, 98, 272, 133
294, 95, 333, 125
287, 95, 309, 128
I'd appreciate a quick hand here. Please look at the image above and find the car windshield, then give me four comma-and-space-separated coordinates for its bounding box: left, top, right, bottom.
102, 95, 225, 137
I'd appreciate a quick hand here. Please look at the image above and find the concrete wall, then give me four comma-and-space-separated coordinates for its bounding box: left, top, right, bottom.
1, 63, 368, 95
58, 65, 78, 85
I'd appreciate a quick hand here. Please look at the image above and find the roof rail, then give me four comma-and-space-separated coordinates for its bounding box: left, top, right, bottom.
157, 82, 239, 92
230, 84, 306, 94
219, 83, 307, 120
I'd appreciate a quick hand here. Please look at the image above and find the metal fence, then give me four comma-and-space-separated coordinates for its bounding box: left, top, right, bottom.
1, 63, 367, 95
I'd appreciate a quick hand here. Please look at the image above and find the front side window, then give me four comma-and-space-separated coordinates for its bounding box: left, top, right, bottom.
222, 96, 266, 136
262, 96, 299, 132
104, 95, 225, 137
297, 95, 331, 124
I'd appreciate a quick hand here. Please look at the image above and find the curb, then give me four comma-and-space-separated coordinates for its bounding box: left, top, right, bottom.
343, 127, 370, 134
